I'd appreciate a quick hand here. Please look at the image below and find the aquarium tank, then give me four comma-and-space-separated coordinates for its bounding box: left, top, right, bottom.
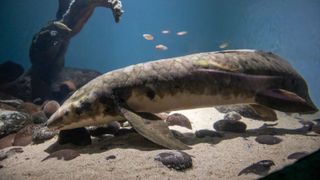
0, 0, 319, 179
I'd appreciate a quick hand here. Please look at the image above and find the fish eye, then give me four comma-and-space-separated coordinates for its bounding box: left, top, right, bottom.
64, 111, 69, 116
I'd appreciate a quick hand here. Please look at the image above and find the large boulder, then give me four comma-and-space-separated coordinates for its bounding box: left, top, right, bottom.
0, 109, 31, 137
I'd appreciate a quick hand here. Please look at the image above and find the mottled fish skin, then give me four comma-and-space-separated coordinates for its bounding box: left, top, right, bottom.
47, 50, 317, 130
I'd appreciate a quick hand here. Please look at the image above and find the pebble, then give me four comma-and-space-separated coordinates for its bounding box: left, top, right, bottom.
42, 100, 60, 118
166, 113, 192, 129
311, 124, 320, 134
213, 120, 246, 133
13, 124, 34, 146
155, 151, 192, 171
0, 103, 16, 111
195, 129, 224, 138
287, 152, 309, 160
58, 127, 92, 146
0, 133, 16, 150
32, 126, 57, 144
31, 111, 48, 124
238, 160, 275, 176
223, 111, 241, 121
42, 149, 80, 161
17, 102, 39, 115
155, 112, 170, 120
106, 155, 116, 160
298, 120, 315, 131
255, 135, 282, 145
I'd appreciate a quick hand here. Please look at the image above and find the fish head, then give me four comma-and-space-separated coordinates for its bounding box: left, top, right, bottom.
46, 91, 120, 130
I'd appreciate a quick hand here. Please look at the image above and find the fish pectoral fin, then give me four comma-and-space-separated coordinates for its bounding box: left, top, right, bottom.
255, 89, 317, 113
118, 106, 191, 150
249, 104, 278, 121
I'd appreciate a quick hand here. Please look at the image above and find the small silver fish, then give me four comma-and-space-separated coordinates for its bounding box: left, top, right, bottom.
142, 34, 154, 41
219, 42, 229, 49
176, 31, 188, 36
155, 44, 168, 51
161, 30, 170, 34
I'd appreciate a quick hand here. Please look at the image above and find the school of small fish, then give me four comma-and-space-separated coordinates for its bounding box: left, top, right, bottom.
142, 29, 230, 51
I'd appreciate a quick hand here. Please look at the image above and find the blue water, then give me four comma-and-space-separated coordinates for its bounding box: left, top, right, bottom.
0, 0, 320, 106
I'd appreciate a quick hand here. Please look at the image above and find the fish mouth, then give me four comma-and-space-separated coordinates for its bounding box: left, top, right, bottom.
46, 110, 66, 131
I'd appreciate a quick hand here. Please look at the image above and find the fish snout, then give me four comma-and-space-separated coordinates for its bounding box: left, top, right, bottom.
46, 109, 66, 130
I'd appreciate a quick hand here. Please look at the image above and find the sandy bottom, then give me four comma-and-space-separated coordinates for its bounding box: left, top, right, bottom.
1, 107, 320, 180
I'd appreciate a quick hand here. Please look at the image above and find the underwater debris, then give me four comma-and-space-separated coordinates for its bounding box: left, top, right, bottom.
58, 127, 92, 146
287, 152, 309, 160
155, 151, 192, 171
42, 149, 80, 161
142, 34, 154, 40
255, 135, 282, 145
176, 31, 188, 36
238, 160, 275, 176
155, 44, 168, 51
161, 30, 170, 34
166, 113, 192, 129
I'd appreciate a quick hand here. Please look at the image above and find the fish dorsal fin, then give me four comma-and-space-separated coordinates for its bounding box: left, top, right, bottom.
248, 104, 278, 121
118, 105, 191, 150
255, 89, 317, 113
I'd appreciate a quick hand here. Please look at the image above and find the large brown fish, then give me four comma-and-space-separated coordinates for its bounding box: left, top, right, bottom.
47, 50, 318, 149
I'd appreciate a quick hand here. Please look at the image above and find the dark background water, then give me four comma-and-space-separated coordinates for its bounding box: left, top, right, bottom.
0, 0, 319, 106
